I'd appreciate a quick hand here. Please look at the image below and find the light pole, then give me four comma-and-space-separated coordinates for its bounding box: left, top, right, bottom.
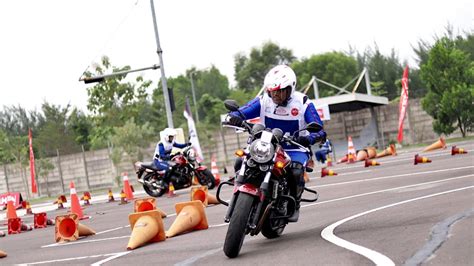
150, 0, 174, 128
189, 72, 200, 124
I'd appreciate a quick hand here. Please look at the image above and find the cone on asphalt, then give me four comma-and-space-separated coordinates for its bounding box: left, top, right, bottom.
133, 197, 167, 218
321, 167, 337, 178
337, 154, 348, 164
422, 137, 446, 152
326, 154, 333, 167
207, 193, 220, 205
22, 201, 33, 215
365, 159, 381, 167
127, 210, 166, 250
119, 190, 128, 205
8, 218, 22, 234
107, 189, 115, 202
451, 145, 468, 156
211, 155, 221, 185
6, 201, 18, 220
190, 186, 208, 206
34, 212, 48, 229
69, 181, 88, 220
81, 192, 92, 205
167, 182, 177, 198
78, 223, 96, 237
376, 144, 397, 158
366, 147, 377, 159
54, 195, 67, 209
303, 172, 310, 182
122, 172, 134, 200
0, 250, 6, 258
414, 154, 432, 165
347, 136, 356, 163
356, 149, 368, 161
55, 213, 95, 243
165, 200, 209, 238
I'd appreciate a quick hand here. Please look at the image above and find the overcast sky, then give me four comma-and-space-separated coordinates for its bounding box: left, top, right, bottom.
0, 0, 472, 112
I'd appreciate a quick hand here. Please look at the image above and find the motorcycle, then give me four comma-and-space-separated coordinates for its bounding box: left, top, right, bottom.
135, 145, 216, 197
216, 99, 321, 258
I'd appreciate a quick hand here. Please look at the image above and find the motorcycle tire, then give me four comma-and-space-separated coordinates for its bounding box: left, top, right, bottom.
198, 169, 216, 189
223, 193, 254, 258
261, 212, 286, 239
142, 173, 166, 197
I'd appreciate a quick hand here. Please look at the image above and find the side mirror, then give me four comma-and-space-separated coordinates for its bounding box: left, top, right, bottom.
306, 122, 322, 133
224, 99, 240, 112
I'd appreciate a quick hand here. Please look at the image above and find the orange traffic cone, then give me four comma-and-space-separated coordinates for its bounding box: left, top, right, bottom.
192, 176, 199, 185
190, 186, 208, 206
326, 154, 333, 167
356, 150, 368, 161
81, 192, 92, 205
119, 190, 128, 205
337, 154, 348, 164
321, 167, 337, 177
34, 212, 48, 229
6, 201, 18, 220
303, 172, 310, 182
22, 201, 33, 215
107, 189, 115, 202
166, 201, 209, 238
423, 137, 446, 152
211, 155, 221, 185
347, 136, 356, 163
122, 172, 134, 200
54, 195, 67, 209
8, 218, 22, 234
0, 249, 6, 258
365, 159, 380, 167
55, 213, 95, 243
207, 193, 220, 205
127, 210, 166, 250
134, 198, 167, 217
167, 182, 177, 198
451, 146, 468, 155
414, 154, 432, 165
366, 147, 377, 159
69, 181, 87, 220
376, 144, 397, 158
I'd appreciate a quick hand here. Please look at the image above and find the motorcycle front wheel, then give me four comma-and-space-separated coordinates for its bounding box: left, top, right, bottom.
223, 193, 254, 258
198, 169, 216, 189
142, 173, 166, 197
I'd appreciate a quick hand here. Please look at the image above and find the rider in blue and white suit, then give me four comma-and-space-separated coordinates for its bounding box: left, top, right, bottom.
227, 65, 326, 222
153, 128, 188, 185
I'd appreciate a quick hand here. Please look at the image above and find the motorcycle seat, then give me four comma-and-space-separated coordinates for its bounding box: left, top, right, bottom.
141, 162, 161, 171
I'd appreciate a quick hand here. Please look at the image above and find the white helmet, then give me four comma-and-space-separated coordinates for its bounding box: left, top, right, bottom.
163, 128, 177, 143
264, 65, 297, 105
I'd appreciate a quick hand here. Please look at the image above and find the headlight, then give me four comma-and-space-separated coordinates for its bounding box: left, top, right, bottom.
249, 140, 274, 163
186, 149, 196, 161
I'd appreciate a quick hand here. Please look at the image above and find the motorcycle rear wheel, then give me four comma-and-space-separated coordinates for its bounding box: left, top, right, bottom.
223, 193, 254, 258
142, 173, 166, 197
198, 169, 216, 189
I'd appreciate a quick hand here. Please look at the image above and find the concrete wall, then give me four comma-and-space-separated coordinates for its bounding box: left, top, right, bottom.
0, 98, 466, 199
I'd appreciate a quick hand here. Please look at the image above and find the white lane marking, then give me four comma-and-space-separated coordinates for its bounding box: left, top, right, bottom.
209, 223, 228, 228
303, 174, 473, 208
41, 235, 130, 248
321, 186, 474, 266
307, 166, 474, 189
18, 252, 132, 265
91, 251, 131, 265
174, 248, 222, 266
96, 226, 126, 235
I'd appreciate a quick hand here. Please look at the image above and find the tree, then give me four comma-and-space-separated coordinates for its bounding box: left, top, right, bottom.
420, 35, 473, 137
234, 42, 296, 92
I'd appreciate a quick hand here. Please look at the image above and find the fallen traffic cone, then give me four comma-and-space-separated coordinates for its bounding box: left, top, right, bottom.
119, 190, 129, 205
107, 189, 115, 202
165, 200, 209, 238
303, 172, 310, 182
167, 182, 177, 198
78, 223, 96, 237
69, 181, 88, 220
321, 167, 337, 178
347, 136, 356, 164
326, 154, 333, 167
34, 212, 48, 229
376, 144, 397, 158
211, 155, 221, 185
365, 159, 381, 167
414, 154, 432, 165
366, 147, 377, 159
54, 195, 67, 209
207, 193, 220, 205
122, 172, 134, 200
190, 186, 208, 206
6, 201, 18, 220
22, 201, 33, 215
133, 197, 167, 218
81, 192, 92, 205
127, 210, 166, 250
55, 213, 96, 243
192, 176, 199, 185
21, 223, 33, 231
356, 149, 368, 161
8, 218, 22, 234
451, 145, 468, 155
0, 250, 6, 258
337, 154, 348, 164
423, 137, 446, 152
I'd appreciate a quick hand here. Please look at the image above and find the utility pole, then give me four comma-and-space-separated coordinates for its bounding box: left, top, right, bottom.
189, 72, 200, 123
150, 0, 174, 128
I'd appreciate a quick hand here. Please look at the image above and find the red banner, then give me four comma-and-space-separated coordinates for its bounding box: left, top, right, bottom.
397, 66, 409, 143
29, 128, 37, 193
0, 192, 23, 209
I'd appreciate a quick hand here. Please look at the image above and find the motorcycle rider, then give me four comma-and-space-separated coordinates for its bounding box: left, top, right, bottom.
153, 128, 189, 186
227, 65, 326, 222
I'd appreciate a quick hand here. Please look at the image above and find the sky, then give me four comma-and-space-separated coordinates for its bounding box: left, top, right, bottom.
0, 0, 472, 113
